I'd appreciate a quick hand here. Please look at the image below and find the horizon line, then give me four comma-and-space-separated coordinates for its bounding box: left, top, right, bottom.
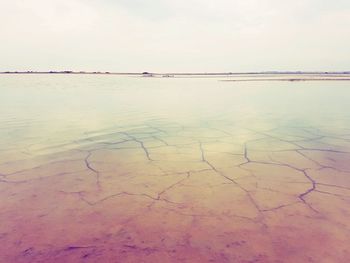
1, 70, 350, 75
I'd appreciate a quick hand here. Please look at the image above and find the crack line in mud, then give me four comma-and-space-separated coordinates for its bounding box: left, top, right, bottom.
198, 141, 266, 217
120, 132, 153, 161
84, 151, 101, 189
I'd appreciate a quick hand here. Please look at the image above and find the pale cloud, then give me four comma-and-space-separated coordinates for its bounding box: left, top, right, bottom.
1, 0, 349, 72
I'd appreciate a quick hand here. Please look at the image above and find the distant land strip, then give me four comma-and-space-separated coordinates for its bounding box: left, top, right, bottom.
221, 78, 350, 82
1, 71, 350, 76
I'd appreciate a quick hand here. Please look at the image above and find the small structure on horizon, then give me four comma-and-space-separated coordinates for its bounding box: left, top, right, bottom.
142, 72, 154, 77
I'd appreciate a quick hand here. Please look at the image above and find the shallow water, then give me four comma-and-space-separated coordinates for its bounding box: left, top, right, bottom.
1, 75, 350, 262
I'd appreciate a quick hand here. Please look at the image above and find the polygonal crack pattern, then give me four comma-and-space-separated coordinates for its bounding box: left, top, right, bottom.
1, 120, 350, 262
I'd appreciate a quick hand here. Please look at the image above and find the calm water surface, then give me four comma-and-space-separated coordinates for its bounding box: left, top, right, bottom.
1, 75, 350, 262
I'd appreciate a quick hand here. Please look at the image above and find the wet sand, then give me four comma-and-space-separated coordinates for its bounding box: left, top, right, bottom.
0, 75, 350, 262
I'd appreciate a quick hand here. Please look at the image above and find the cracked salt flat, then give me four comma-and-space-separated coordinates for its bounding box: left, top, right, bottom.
0, 75, 350, 262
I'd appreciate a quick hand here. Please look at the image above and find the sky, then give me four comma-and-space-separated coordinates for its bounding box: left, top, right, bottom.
1, 0, 350, 72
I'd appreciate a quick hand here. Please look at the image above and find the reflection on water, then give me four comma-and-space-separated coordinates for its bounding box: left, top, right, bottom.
1, 75, 350, 262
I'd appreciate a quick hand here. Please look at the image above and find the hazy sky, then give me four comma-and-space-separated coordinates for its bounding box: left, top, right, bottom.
1, 0, 350, 72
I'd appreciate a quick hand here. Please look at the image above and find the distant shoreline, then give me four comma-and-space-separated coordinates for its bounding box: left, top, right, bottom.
221, 78, 350, 82
1, 71, 350, 82
1, 71, 350, 76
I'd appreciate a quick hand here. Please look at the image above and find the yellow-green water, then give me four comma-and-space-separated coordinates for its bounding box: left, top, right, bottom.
1, 75, 350, 262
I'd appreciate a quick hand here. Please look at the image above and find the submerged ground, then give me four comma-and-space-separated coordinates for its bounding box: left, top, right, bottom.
0, 75, 350, 262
